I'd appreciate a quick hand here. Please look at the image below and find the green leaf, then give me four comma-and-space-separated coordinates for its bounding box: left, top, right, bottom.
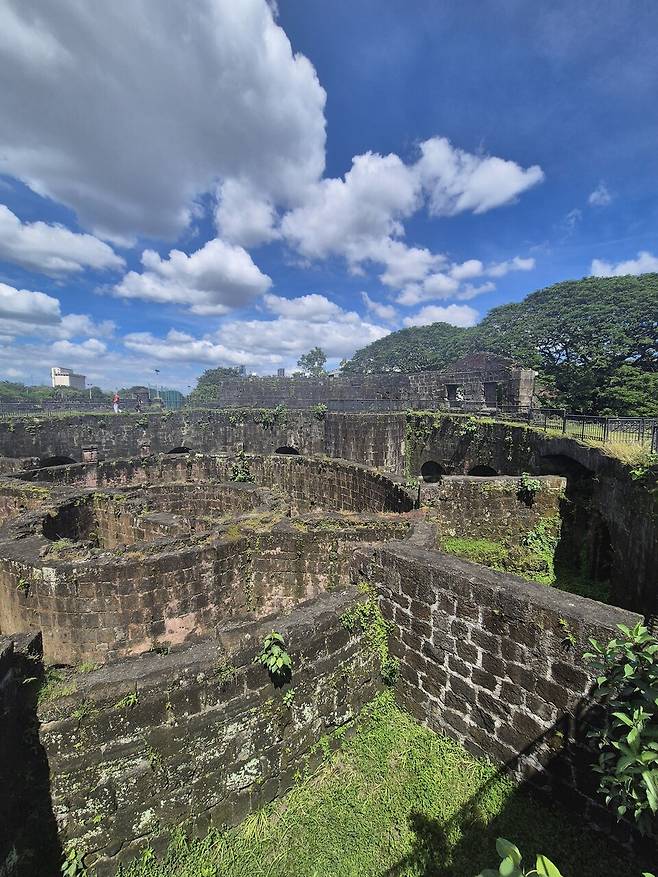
535, 855, 564, 877
496, 839, 522, 867
498, 856, 521, 877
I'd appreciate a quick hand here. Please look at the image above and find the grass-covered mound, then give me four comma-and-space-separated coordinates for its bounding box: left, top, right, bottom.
117, 693, 653, 877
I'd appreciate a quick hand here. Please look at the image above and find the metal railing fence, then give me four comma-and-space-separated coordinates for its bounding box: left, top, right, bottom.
327, 399, 658, 450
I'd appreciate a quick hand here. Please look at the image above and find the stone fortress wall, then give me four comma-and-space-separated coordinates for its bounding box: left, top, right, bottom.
198, 352, 536, 410
0, 405, 656, 874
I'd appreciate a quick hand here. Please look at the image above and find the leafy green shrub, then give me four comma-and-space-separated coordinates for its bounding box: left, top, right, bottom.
476, 837, 563, 877
341, 587, 399, 684
517, 473, 542, 505
256, 631, 292, 682
311, 403, 327, 420
230, 451, 255, 483
584, 622, 658, 836
457, 417, 479, 437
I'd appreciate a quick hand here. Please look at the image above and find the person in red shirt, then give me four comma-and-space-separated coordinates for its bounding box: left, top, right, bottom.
112, 392, 120, 414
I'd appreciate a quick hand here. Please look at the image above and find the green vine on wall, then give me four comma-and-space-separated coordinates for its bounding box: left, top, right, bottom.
341, 583, 399, 684
404, 410, 447, 477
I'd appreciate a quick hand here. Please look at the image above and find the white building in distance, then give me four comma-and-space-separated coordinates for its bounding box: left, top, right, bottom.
51, 367, 86, 391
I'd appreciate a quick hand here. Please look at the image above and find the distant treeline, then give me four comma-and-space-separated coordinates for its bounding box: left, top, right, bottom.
342, 275, 658, 416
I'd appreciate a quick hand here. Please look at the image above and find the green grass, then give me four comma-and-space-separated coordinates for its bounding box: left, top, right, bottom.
439, 529, 611, 603
116, 693, 653, 877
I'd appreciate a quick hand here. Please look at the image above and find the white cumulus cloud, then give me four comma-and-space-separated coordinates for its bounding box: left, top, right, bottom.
281, 137, 542, 293
588, 182, 612, 207
0, 204, 124, 275
591, 251, 658, 277
416, 137, 544, 216
114, 238, 272, 315
215, 179, 280, 248
0, 0, 326, 241
486, 256, 535, 278
402, 304, 479, 328
361, 292, 397, 322
0, 282, 61, 325
51, 338, 107, 360
124, 294, 389, 371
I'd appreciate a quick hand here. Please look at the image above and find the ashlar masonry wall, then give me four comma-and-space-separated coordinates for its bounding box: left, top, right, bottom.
35, 588, 380, 875
420, 475, 566, 543
355, 541, 642, 835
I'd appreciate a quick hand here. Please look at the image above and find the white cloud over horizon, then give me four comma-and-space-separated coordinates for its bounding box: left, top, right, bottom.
591, 250, 658, 277
124, 293, 389, 370
402, 304, 479, 328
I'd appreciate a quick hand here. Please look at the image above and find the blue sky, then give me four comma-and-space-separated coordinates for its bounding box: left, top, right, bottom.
0, 0, 657, 390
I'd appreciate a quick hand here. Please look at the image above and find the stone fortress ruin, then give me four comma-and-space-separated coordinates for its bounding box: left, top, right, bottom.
0, 383, 656, 873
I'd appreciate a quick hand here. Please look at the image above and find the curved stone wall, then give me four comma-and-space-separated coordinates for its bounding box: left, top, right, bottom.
0, 454, 415, 663
0, 410, 655, 613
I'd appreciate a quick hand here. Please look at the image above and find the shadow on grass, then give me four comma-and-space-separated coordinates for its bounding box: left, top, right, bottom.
381, 705, 658, 877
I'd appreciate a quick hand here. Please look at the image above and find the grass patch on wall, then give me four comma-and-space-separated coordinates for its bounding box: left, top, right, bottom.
116, 692, 651, 877
439, 523, 610, 602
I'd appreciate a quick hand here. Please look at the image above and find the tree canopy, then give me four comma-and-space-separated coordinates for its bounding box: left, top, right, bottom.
188, 367, 242, 404
297, 347, 327, 376
0, 382, 109, 402
342, 274, 658, 415
340, 322, 467, 374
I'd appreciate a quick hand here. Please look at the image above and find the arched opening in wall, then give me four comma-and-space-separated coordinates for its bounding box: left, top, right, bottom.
167, 447, 192, 454
420, 460, 444, 483
537, 454, 592, 480
468, 465, 498, 476
39, 456, 76, 468
275, 446, 300, 455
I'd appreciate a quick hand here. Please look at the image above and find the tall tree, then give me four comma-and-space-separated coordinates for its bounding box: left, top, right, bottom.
189, 366, 242, 403
341, 274, 658, 415
341, 323, 467, 374
297, 347, 327, 376
469, 274, 658, 412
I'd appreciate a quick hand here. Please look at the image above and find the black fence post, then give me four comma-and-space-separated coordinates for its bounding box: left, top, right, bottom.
603, 418, 609, 443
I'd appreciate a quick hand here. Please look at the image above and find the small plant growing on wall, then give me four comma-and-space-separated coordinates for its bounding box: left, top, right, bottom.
458, 417, 478, 438
476, 837, 564, 877
61, 845, 87, 877
341, 585, 399, 685
517, 472, 542, 506
584, 622, 658, 836
311, 403, 327, 421
256, 630, 292, 684
230, 451, 255, 483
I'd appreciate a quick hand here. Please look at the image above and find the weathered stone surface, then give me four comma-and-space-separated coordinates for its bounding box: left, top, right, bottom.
357, 540, 643, 830
34, 588, 381, 875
